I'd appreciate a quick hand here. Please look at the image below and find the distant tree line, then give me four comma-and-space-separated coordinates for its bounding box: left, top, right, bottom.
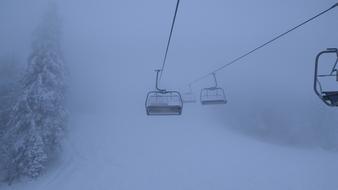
226, 101, 338, 150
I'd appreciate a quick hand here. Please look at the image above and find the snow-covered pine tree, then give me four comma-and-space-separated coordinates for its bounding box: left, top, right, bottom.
3, 4, 67, 184
0, 55, 20, 129
0, 55, 21, 180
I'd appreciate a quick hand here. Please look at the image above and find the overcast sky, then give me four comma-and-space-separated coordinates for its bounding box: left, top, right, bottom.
1, 0, 337, 144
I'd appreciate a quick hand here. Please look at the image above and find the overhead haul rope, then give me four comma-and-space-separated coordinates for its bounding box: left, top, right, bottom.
159, 0, 181, 82
187, 2, 338, 87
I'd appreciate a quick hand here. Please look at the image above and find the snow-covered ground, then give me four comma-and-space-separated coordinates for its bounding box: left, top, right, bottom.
3, 103, 338, 190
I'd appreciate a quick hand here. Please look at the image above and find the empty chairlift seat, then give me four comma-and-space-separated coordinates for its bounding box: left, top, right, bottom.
200, 87, 227, 105
182, 92, 197, 103
145, 70, 184, 116
182, 85, 197, 103
200, 73, 227, 105
314, 48, 338, 107
145, 91, 183, 115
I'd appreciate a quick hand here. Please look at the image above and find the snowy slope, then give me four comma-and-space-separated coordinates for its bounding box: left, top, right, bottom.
3, 103, 338, 190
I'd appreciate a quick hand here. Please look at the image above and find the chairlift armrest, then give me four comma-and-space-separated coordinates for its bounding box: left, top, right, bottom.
327, 48, 338, 52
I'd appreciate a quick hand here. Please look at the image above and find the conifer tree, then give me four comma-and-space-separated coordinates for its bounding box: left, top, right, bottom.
3, 4, 67, 183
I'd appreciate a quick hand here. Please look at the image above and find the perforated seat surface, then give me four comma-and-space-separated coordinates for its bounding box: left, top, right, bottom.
201, 99, 227, 105
183, 99, 197, 103
146, 105, 182, 115
182, 94, 197, 103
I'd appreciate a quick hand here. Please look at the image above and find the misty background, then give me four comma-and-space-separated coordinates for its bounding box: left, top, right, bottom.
1, 0, 338, 189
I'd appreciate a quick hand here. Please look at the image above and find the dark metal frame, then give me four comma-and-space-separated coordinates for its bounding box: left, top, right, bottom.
314, 48, 338, 107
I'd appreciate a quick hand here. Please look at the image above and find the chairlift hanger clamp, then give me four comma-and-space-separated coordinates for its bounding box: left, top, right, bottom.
154, 69, 167, 92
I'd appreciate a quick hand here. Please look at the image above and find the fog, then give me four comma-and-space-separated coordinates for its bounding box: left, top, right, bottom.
5, 0, 335, 146
1, 0, 338, 189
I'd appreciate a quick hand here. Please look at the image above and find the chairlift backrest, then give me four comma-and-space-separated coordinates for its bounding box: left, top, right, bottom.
182, 84, 197, 103
200, 73, 227, 105
145, 70, 183, 115
182, 92, 196, 103
314, 48, 338, 107
145, 90, 183, 115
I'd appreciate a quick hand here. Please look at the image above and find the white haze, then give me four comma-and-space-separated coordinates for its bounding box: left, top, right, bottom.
1, 0, 338, 189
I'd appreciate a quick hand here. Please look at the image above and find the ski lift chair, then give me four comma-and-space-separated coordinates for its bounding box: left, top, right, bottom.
200, 87, 227, 105
314, 48, 338, 107
200, 73, 227, 105
182, 85, 197, 103
146, 90, 183, 115
182, 93, 197, 103
145, 70, 183, 115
